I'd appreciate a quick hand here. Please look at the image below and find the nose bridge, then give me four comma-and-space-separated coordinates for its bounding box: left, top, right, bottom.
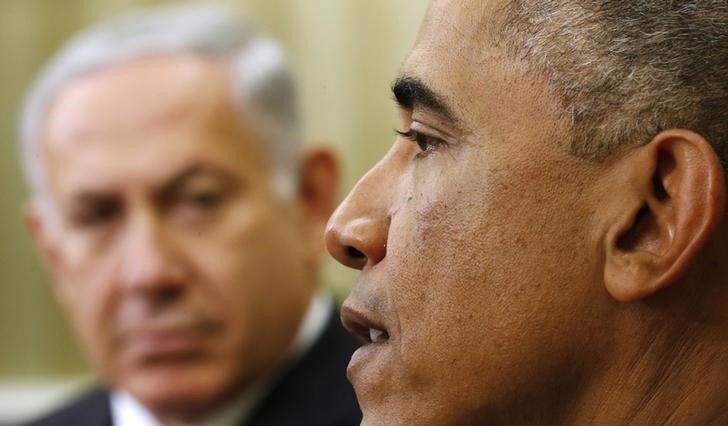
326, 150, 398, 270
118, 203, 181, 291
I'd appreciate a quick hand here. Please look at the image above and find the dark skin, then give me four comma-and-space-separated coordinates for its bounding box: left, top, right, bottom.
326, 0, 728, 423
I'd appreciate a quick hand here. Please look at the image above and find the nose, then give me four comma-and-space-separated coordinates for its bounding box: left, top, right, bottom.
117, 208, 186, 299
326, 160, 392, 270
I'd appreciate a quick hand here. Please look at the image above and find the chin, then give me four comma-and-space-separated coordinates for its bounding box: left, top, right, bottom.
360, 394, 486, 426
362, 409, 433, 426
360, 401, 426, 426
122, 361, 240, 416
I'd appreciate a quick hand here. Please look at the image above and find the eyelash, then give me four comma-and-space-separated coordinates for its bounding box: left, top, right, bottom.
395, 128, 445, 154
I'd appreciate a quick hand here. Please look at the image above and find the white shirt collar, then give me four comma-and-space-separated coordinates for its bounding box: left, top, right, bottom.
111, 291, 333, 426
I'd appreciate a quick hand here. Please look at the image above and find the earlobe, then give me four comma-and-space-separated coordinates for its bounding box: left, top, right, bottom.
603, 130, 725, 302
24, 199, 62, 276
297, 144, 339, 221
296, 144, 340, 257
24, 200, 77, 308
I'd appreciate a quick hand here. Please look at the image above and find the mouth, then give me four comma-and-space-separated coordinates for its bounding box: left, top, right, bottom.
340, 302, 393, 391
121, 321, 221, 362
341, 304, 390, 345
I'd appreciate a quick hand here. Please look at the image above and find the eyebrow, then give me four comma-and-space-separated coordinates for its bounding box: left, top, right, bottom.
68, 164, 237, 205
162, 164, 237, 195
392, 76, 460, 125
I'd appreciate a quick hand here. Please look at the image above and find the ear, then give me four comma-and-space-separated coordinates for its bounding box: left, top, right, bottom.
295, 144, 340, 255
24, 198, 67, 295
604, 129, 726, 302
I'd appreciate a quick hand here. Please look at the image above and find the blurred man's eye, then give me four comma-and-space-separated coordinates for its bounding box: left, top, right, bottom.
69, 199, 121, 228
170, 186, 229, 223
182, 190, 224, 209
161, 168, 238, 224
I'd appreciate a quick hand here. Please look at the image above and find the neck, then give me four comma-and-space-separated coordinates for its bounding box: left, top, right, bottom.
567, 281, 728, 424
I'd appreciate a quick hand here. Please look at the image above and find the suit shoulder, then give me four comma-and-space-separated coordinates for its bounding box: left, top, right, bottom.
24, 388, 111, 426
247, 308, 362, 425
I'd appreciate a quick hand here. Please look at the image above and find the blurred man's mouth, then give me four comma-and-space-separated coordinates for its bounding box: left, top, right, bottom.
121, 320, 222, 361
127, 328, 203, 356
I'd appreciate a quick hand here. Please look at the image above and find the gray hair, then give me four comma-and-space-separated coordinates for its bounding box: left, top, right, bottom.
497, 0, 728, 168
20, 4, 301, 198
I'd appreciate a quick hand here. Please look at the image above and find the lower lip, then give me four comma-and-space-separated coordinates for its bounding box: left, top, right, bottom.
347, 340, 390, 380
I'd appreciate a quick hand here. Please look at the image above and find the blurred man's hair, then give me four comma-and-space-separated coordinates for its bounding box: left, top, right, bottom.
21, 5, 301, 198
498, 1, 728, 167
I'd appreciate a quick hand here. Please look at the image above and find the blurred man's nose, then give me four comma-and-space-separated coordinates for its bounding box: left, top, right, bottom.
326, 160, 392, 270
117, 207, 186, 298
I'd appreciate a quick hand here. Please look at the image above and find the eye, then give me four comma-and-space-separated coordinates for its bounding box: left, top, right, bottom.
175, 189, 226, 218
168, 186, 229, 224
184, 191, 223, 209
70, 198, 121, 228
396, 128, 446, 154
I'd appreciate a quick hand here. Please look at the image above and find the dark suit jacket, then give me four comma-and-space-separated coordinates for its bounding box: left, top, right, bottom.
25, 308, 362, 426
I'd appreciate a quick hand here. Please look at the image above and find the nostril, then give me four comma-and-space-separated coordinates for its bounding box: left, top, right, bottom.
346, 246, 366, 259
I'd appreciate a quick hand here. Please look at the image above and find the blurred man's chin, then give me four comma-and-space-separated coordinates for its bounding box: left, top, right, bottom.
120, 363, 239, 416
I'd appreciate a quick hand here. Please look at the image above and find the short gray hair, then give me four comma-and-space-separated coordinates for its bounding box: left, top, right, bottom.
20, 4, 301, 198
497, 0, 728, 168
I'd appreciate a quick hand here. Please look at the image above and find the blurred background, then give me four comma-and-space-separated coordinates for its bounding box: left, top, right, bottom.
0, 0, 428, 421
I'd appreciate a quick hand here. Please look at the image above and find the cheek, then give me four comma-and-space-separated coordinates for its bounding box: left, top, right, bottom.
192, 206, 303, 288
55, 260, 118, 369
185, 206, 309, 334
387, 154, 600, 396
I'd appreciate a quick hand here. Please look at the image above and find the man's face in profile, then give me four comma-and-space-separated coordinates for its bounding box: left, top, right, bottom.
328, 0, 616, 423
30, 55, 317, 415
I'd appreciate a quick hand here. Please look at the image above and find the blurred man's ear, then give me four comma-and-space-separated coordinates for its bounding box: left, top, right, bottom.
296, 144, 340, 255
603, 129, 726, 302
24, 199, 64, 286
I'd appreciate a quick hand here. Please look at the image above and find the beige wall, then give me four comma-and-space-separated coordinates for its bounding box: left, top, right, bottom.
0, 0, 429, 378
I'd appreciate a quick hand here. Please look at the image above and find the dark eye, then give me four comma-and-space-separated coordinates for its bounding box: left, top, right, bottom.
167, 189, 225, 224
182, 191, 224, 210
188, 191, 222, 207
71, 198, 121, 227
396, 129, 444, 153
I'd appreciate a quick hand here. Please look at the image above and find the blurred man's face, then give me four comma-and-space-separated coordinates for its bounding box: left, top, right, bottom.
327, 0, 614, 423
33, 55, 317, 416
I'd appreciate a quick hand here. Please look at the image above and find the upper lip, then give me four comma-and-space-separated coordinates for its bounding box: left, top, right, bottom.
341, 302, 389, 344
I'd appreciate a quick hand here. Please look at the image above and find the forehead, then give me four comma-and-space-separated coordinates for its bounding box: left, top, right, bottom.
401, 0, 559, 135
41, 55, 268, 193
44, 54, 234, 149
414, 0, 509, 53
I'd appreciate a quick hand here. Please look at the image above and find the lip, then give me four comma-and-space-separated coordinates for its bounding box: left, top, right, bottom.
340, 304, 389, 343
340, 302, 391, 379
122, 323, 218, 359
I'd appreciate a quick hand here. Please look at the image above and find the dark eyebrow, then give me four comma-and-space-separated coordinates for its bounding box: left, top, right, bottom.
392, 76, 459, 125
65, 164, 238, 209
